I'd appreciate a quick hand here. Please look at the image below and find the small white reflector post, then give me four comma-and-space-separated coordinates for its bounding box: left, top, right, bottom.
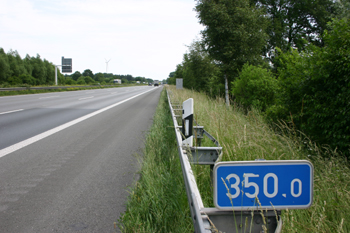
182, 98, 193, 147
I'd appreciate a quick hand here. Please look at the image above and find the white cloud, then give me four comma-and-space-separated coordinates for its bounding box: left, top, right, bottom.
0, 0, 203, 79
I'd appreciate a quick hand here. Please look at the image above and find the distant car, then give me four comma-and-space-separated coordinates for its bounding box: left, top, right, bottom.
148, 83, 152, 86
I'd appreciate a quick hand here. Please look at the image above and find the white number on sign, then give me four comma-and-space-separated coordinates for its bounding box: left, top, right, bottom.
291, 179, 302, 197
244, 173, 259, 198
225, 174, 240, 199
225, 173, 303, 199
264, 173, 278, 198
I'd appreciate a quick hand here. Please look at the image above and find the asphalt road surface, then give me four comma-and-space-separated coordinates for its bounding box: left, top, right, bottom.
0, 86, 162, 232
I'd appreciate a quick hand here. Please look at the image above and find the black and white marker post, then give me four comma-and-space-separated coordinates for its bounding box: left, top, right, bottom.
182, 98, 193, 147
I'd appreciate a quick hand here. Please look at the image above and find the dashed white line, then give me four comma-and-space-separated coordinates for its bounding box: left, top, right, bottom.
0, 109, 24, 115
39, 96, 60, 99
79, 96, 94, 100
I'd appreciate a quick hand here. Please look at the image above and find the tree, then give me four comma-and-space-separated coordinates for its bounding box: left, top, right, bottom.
335, 0, 350, 19
31, 54, 46, 85
251, 0, 337, 59
95, 72, 105, 82
20, 74, 36, 85
77, 76, 86, 85
82, 69, 94, 79
7, 50, 26, 78
167, 72, 176, 85
0, 48, 10, 84
271, 18, 350, 156
43, 59, 55, 84
65, 78, 76, 85
173, 41, 222, 96
71, 71, 81, 81
195, 0, 269, 105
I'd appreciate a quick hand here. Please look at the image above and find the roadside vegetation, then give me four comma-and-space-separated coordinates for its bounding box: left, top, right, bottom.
168, 0, 350, 158
167, 86, 350, 232
118, 88, 193, 232
119, 87, 350, 232
0, 48, 153, 87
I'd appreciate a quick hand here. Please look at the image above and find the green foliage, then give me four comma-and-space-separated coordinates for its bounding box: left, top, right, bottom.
65, 78, 76, 85
71, 71, 81, 81
76, 76, 86, 85
7, 76, 22, 85
0, 48, 65, 86
173, 41, 223, 97
334, 0, 350, 19
94, 72, 105, 82
0, 49, 11, 83
195, 0, 269, 76
231, 63, 279, 111
82, 69, 94, 79
118, 89, 192, 232
169, 86, 350, 232
20, 74, 36, 85
270, 18, 350, 156
252, 0, 336, 57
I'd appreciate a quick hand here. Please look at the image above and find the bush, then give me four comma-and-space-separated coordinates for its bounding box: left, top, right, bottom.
7, 76, 22, 85
231, 63, 279, 111
65, 78, 76, 85
272, 18, 350, 156
20, 74, 36, 85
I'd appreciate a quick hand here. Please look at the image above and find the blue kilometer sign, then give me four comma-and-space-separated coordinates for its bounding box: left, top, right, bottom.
214, 160, 313, 210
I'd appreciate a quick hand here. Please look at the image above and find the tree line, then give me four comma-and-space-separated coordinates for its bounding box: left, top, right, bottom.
0, 48, 153, 86
0, 48, 63, 86
168, 0, 350, 156
65, 70, 153, 85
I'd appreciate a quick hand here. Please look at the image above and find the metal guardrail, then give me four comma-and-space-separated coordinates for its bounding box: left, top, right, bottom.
167, 90, 282, 233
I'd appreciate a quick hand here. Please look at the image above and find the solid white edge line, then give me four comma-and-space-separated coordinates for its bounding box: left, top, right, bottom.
0, 88, 157, 158
0, 109, 24, 115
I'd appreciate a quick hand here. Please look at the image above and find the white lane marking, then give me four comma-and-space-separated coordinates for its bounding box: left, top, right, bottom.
79, 96, 94, 100
39, 96, 60, 99
0, 109, 24, 115
0, 88, 157, 158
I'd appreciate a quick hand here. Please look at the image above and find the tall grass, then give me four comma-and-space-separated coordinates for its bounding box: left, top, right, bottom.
118, 89, 192, 232
167, 85, 350, 232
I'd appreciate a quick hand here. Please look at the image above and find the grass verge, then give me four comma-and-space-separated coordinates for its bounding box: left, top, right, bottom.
118, 86, 350, 232
167, 85, 350, 233
117, 88, 192, 232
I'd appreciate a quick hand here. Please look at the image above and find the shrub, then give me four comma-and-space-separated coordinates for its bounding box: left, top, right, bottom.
231, 63, 279, 111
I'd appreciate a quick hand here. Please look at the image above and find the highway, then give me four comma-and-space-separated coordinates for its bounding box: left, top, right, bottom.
0, 86, 162, 232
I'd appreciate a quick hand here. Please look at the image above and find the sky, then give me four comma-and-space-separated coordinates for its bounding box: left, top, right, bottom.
0, 0, 204, 80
